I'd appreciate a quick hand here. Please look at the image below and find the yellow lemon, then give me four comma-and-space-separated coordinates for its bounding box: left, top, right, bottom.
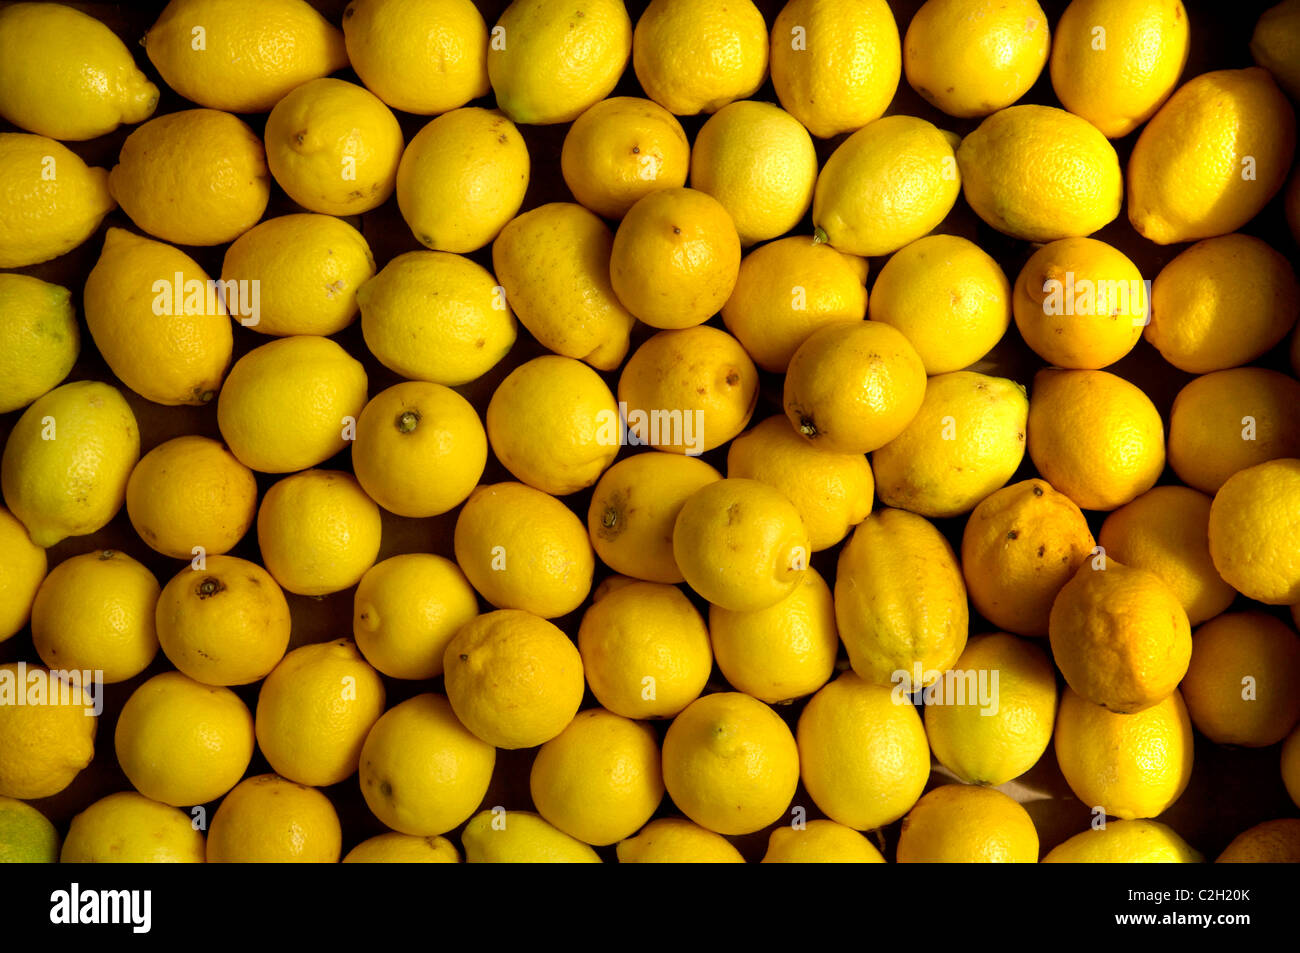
488, 0, 632, 124
342, 0, 489, 115
762, 821, 886, 863
257, 470, 382, 597
957, 104, 1123, 242
662, 692, 800, 836
443, 609, 585, 749
1044, 819, 1202, 863
577, 580, 713, 719
0, 133, 115, 268
353, 554, 479, 680
1284, 726, 1300, 809
769, 0, 900, 139
0, 508, 45, 643
904, 0, 1050, 118
0, 663, 97, 800
217, 335, 368, 474
586, 453, 722, 583
633, 0, 769, 116
617, 326, 759, 453
1208, 458, 1300, 604
783, 321, 927, 455
811, 115, 960, 257
492, 202, 634, 370
897, 785, 1039, 863
617, 818, 745, 863
61, 792, 205, 863
530, 708, 664, 846
1128, 67, 1296, 244
797, 670, 930, 830
1217, 819, 1300, 863
343, 834, 460, 863
462, 810, 602, 863
721, 237, 867, 374
453, 481, 594, 618
396, 107, 529, 253
1252, 0, 1300, 98
1054, 687, 1193, 820
31, 550, 159, 684
352, 381, 486, 517
1, 380, 139, 548
1050, 0, 1189, 138
868, 235, 1011, 375
561, 97, 690, 219
0, 797, 59, 863
255, 639, 386, 787
1026, 368, 1165, 511
114, 671, 253, 807
143, 0, 347, 113
358, 693, 494, 836
486, 356, 619, 496
207, 774, 341, 863
0, 274, 78, 414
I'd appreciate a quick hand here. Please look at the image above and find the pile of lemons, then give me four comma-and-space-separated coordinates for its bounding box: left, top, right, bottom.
1, 0, 1300, 864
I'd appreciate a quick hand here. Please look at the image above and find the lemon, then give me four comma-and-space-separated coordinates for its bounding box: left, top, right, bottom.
492, 202, 634, 370
1216, 819, 1300, 863
1181, 612, 1300, 748
726, 415, 873, 551
115, 671, 253, 807
868, 235, 1011, 375
1044, 819, 1202, 863
143, 0, 348, 113
1049, 559, 1191, 714
1013, 238, 1148, 369
904, 0, 1049, 117
783, 321, 927, 455
811, 115, 960, 257
662, 692, 800, 836
1054, 687, 1193, 820
1252, 0, 1300, 98
155, 556, 292, 687
222, 214, 375, 338
257, 470, 382, 597
0, 662, 96, 800
0, 508, 45, 644
108, 109, 269, 247
207, 774, 341, 863
486, 356, 619, 496
1098, 486, 1236, 625
873, 371, 1027, 519
359, 693, 494, 836
31, 550, 160, 684
1129, 67, 1295, 244
0, 3, 157, 140
61, 792, 205, 864
673, 478, 809, 613
610, 188, 741, 329
721, 237, 867, 374
617, 819, 744, 863
444, 609, 585, 749
530, 708, 664, 846
1050, 0, 1189, 138
489, 0, 632, 124
217, 335, 368, 474
255, 639, 385, 787
0, 797, 59, 863
690, 101, 817, 247
343, 834, 460, 863
710, 566, 839, 704
352, 381, 487, 517
762, 821, 886, 863
586, 453, 722, 584
126, 436, 258, 559
454, 482, 594, 618
1, 380, 139, 548
561, 97, 690, 219
462, 810, 602, 863
0, 275, 77, 414
353, 554, 479, 680
1284, 726, 1300, 809
0, 133, 115, 268
769, 0, 901, 139
633, 0, 769, 116
577, 580, 713, 719
1146, 234, 1298, 373
926, 633, 1057, 786
897, 785, 1040, 863
617, 326, 759, 453
1209, 459, 1300, 605
1027, 368, 1165, 512
396, 107, 530, 253
957, 104, 1123, 242
797, 671, 929, 830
